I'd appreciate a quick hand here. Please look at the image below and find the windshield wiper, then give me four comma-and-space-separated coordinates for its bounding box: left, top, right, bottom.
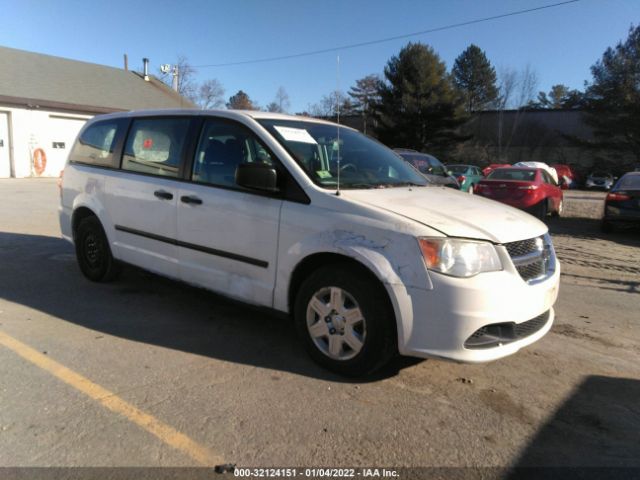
377, 181, 426, 188
341, 183, 378, 189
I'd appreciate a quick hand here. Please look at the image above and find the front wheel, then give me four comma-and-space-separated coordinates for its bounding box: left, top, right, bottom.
555, 199, 564, 217
294, 265, 396, 377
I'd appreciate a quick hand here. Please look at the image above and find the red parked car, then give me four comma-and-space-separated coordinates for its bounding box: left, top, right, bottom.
482, 163, 511, 177
551, 164, 579, 189
475, 167, 563, 220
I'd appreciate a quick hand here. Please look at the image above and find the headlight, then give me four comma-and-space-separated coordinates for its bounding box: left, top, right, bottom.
418, 237, 502, 278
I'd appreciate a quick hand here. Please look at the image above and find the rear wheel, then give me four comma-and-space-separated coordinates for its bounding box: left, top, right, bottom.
75, 216, 120, 282
294, 265, 396, 377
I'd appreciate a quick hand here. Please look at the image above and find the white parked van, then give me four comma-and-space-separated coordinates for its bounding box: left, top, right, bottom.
59, 110, 559, 376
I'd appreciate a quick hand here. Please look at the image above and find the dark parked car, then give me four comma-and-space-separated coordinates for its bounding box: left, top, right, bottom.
602, 172, 640, 232
585, 171, 615, 190
475, 167, 563, 220
394, 149, 460, 189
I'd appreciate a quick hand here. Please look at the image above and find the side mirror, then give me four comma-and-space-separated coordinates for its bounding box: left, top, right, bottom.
236, 163, 279, 192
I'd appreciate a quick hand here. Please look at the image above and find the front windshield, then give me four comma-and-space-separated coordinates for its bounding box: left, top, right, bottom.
397, 152, 447, 176
258, 120, 427, 189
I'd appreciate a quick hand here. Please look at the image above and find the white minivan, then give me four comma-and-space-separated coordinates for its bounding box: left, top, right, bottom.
59, 110, 559, 376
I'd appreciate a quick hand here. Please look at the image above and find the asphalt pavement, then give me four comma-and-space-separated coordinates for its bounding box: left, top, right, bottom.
0, 179, 638, 476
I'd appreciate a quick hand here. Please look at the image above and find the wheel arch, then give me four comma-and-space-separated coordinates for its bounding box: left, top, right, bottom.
71, 206, 98, 243
288, 252, 393, 315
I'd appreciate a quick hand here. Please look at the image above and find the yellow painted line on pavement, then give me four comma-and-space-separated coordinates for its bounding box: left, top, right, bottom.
0, 330, 222, 466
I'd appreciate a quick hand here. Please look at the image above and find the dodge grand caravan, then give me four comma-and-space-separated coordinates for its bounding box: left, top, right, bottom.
59, 110, 559, 376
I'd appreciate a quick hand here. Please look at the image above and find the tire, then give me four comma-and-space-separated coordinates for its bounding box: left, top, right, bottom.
555, 199, 564, 217
294, 265, 396, 377
533, 200, 548, 221
468, 185, 474, 195
75, 216, 121, 282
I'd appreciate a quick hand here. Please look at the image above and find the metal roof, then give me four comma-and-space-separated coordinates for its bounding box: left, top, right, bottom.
0, 45, 196, 113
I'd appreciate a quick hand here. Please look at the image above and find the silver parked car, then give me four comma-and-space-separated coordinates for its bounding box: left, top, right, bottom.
585, 171, 615, 190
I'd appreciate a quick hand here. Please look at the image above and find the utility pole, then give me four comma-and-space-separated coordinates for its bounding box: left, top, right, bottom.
160, 64, 180, 93
171, 65, 179, 92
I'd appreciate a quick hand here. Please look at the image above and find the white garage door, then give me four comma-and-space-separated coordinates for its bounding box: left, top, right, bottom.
0, 112, 10, 178
42, 116, 88, 177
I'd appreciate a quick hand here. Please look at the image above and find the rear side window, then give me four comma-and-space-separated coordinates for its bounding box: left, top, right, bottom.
69, 119, 124, 168
617, 174, 640, 189
122, 118, 190, 178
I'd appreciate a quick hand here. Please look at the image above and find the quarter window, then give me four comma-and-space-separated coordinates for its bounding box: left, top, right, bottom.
192, 119, 275, 188
69, 120, 124, 168
122, 118, 190, 178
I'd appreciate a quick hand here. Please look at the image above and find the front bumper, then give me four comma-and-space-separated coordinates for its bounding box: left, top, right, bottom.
394, 246, 560, 363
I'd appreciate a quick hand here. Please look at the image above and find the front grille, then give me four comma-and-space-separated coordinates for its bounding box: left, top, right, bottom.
503, 235, 555, 283
504, 238, 539, 257
516, 261, 546, 281
464, 310, 550, 349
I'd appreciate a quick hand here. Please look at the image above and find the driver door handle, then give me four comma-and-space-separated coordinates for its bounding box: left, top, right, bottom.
181, 195, 203, 205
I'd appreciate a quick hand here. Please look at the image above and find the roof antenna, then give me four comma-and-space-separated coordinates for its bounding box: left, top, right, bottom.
335, 55, 341, 196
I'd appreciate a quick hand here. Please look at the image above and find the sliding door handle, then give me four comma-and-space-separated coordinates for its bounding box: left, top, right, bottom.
154, 190, 173, 200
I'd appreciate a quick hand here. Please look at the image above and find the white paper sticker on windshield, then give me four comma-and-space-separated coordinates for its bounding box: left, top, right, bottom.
274, 126, 317, 144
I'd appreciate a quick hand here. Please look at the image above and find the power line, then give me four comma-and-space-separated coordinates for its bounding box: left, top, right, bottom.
193, 0, 580, 68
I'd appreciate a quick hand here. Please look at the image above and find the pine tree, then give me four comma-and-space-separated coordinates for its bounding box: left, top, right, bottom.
226, 90, 257, 110
375, 42, 468, 153
348, 74, 382, 134
583, 25, 640, 161
452, 45, 498, 112
530, 84, 583, 109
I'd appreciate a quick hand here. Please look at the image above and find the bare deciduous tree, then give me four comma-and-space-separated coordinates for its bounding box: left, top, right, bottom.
266, 87, 291, 113
158, 55, 226, 109
495, 65, 539, 159
307, 90, 353, 117
158, 54, 198, 103
497, 67, 518, 109
275, 86, 290, 113
198, 79, 225, 110
497, 65, 539, 109
516, 64, 539, 108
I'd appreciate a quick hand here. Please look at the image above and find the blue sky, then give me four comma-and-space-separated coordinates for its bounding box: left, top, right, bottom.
2, 0, 638, 111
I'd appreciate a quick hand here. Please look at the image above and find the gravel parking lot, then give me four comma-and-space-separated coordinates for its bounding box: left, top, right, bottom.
0, 180, 638, 476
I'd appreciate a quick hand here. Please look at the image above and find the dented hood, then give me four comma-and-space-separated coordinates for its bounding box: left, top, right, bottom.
344, 186, 547, 244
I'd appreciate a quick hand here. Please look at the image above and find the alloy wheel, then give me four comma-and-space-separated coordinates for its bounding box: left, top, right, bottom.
306, 286, 366, 361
